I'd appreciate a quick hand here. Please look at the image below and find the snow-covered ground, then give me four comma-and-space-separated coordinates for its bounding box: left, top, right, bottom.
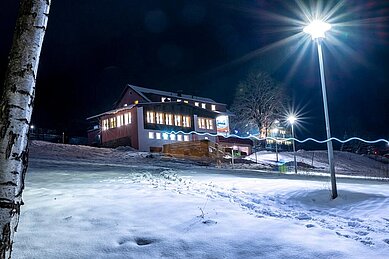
13, 141, 389, 258
245, 150, 389, 178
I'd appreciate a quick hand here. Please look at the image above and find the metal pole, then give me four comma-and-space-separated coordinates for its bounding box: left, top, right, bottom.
231, 146, 234, 169
316, 39, 337, 199
275, 137, 278, 162
292, 124, 297, 174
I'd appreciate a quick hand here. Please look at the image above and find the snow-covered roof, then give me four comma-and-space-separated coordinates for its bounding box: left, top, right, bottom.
86, 104, 136, 120
129, 84, 220, 104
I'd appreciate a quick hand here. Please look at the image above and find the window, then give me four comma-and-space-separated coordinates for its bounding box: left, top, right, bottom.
170, 134, 176, 141
156, 132, 161, 139
195, 102, 199, 107
198, 117, 214, 130
162, 133, 169, 140
177, 99, 182, 102
109, 117, 116, 128
211, 104, 216, 111
184, 100, 189, 104
102, 119, 109, 131
177, 134, 183, 141
198, 118, 205, 129
156, 112, 164, 124
161, 97, 166, 102
124, 113, 131, 125
184, 135, 189, 141
201, 103, 206, 109
117, 115, 123, 127
134, 100, 139, 104
165, 114, 173, 125
207, 119, 213, 130
146, 111, 155, 123
148, 132, 154, 139
183, 116, 191, 127
174, 115, 182, 126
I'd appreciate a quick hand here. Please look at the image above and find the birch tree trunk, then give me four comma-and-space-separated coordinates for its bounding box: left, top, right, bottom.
0, 1, 50, 258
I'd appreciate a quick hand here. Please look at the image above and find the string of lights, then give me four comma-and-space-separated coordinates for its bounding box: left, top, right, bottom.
166, 130, 389, 145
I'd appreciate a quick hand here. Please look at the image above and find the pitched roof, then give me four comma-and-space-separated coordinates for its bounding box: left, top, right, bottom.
129, 84, 219, 104
86, 104, 136, 120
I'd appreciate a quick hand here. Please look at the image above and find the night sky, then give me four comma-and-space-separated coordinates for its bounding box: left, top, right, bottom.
0, 0, 388, 142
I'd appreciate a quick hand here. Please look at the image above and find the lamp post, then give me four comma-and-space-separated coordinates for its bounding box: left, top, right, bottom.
304, 20, 337, 199
287, 115, 298, 174
272, 127, 279, 163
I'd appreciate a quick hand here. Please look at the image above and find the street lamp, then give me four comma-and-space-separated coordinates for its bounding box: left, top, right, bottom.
287, 115, 298, 174
304, 20, 337, 199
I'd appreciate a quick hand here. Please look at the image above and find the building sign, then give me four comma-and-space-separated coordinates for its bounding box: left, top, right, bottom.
216, 115, 229, 134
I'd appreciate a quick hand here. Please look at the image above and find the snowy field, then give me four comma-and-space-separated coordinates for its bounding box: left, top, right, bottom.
13, 141, 389, 258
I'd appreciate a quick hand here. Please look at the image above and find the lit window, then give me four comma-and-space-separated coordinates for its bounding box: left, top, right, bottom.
161, 97, 166, 102
102, 119, 109, 131
177, 99, 182, 102
184, 100, 189, 103
162, 133, 169, 140
177, 134, 183, 141
211, 105, 216, 111
165, 114, 173, 125
109, 117, 116, 128
208, 119, 213, 130
124, 104, 128, 107
117, 115, 123, 127
134, 100, 139, 104
170, 134, 176, 141
184, 135, 189, 141
148, 132, 154, 139
174, 115, 182, 126
205, 137, 208, 140
156, 132, 161, 139
198, 118, 205, 129
124, 113, 131, 125
201, 103, 206, 109
198, 117, 214, 130
183, 116, 191, 127
156, 112, 164, 124
146, 111, 155, 123
195, 102, 199, 107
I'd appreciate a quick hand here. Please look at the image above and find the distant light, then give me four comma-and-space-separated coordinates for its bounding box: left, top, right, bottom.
234, 130, 238, 134
287, 115, 297, 124
303, 20, 331, 40
30, 125, 34, 129
274, 120, 279, 124
246, 132, 249, 135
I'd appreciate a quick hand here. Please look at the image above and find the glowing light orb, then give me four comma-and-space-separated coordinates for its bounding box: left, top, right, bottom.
287, 115, 297, 124
303, 20, 331, 39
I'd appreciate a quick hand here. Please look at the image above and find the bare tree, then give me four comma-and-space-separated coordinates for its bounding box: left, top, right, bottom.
0, 1, 51, 257
230, 71, 286, 138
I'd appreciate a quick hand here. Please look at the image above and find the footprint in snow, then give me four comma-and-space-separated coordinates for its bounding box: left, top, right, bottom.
202, 219, 217, 225
135, 237, 156, 246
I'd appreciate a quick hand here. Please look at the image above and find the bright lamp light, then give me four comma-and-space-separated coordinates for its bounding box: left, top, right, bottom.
287, 115, 297, 124
303, 20, 331, 39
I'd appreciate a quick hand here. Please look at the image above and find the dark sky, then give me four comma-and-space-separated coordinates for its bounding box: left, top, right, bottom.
1, 0, 388, 141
